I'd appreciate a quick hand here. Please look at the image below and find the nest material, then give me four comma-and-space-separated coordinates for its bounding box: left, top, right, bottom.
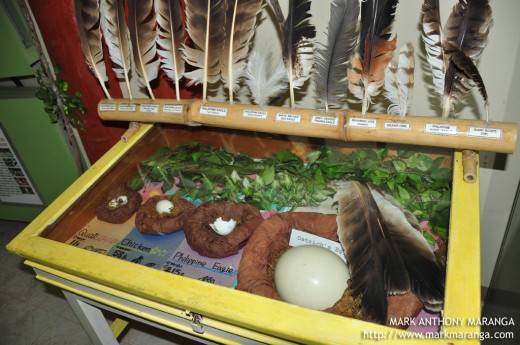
135, 195, 195, 235
236, 212, 423, 326
96, 182, 142, 224
183, 201, 263, 258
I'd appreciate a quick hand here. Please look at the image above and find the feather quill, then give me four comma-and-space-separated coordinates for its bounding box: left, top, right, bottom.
99, 0, 133, 99
155, 0, 186, 101
183, 0, 226, 102
368, 184, 445, 311
347, 0, 398, 114
315, 0, 359, 112
74, 0, 111, 99
128, 0, 160, 99
281, 0, 316, 108
335, 181, 410, 324
220, 0, 264, 103
421, 0, 492, 119
384, 42, 415, 117
245, 50, 288, 107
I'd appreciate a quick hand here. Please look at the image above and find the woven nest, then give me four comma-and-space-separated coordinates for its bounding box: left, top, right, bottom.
236, 212, 423, 326
183, 201, 263, 258
96, 182, 142, 224
135, 195, 195, 235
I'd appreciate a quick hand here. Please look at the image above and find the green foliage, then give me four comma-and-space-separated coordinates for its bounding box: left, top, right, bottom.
35, 65, 87, 129
129, 143, 452, 238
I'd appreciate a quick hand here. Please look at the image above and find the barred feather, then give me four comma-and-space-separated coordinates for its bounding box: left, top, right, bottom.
384, 42, 415, 117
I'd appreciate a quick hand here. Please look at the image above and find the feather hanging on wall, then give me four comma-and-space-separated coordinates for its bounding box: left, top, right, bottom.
183, 0, 226, 102
128, 0, 160, 99
347, 0, 398, 115
422, 0, 492, 119
315, 0, 359, 112
335, 181, 445, 323
99, 0, 133, 99
74, 0, 111, 99
281, 0, 316, 108
220, 0, 264, 103
245, 50, 288, 107
155, 0, 186, 101
384, 42, 415, 117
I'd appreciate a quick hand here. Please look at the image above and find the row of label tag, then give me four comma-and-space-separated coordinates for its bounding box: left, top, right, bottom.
99, 103, 502, 140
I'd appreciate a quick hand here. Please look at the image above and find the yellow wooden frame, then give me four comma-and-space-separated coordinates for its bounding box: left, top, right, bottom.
7, 123, 481, 344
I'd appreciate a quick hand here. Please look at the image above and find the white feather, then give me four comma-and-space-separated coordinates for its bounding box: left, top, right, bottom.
245, 50, 288, 107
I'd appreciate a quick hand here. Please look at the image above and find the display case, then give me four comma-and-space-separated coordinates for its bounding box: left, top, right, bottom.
7, 122, 480, 344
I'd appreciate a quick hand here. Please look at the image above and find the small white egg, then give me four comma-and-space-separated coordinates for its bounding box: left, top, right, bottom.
155, 199, 174, 214
274, 245, 349, 310
209, 217, 237, 236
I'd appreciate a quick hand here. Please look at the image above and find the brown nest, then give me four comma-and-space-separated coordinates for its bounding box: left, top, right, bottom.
236, 212, 423, 326
135, 195, 195, 235
96, 182, 142, 224
183, 201, 263, 258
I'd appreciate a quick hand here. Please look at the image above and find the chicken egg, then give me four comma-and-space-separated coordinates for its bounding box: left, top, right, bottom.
274, 245, 349, 310
155, 199, 174, 214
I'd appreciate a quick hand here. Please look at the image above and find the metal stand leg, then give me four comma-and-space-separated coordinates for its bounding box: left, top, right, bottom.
63, 290, 120, 345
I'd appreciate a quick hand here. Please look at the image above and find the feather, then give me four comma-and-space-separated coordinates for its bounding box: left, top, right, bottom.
421, 0, 444, 96
74, 0, 111, 99
315, 0, 359, 112
245, 50, 288, 107
99, 0, 133, 99
155, 0, 186, 101
384, 42, 415, 117
128, 0, 160, 99
368, 183, 445, 311
220, 0, 264, 103
281, 0, 316, 108
441, 0, 492, 119
347, 0, 398, 114
183, 0, 226, 102
335, 181, 410, 324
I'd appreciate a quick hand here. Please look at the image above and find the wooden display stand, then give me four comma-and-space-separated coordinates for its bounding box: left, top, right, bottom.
7, 122, 483, 344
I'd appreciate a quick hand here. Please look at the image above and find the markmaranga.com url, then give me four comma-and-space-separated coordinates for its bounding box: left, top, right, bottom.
362, 330, 514, 341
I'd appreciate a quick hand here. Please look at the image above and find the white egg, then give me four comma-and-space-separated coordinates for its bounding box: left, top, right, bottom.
209, 217, 237, 236
274, 245, 349, 310
155, 199, 174, 214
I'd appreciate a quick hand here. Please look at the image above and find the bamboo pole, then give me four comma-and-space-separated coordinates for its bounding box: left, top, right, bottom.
97, 99, 517, 154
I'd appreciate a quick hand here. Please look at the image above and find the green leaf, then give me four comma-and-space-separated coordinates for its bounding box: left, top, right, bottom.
261, 165, 275, 185
397, 185, 411, 204
392, 160, 407, 173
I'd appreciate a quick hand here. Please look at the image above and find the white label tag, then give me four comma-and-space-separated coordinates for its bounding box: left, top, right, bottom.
467, 126, 502, 139
349, 117, 377, 128
384, 121, 411, 130
118, 103, 136, 112
99, 103, 116, 112
311, 115, 338, 126
139, 104, 159, 113
163, 104, 184, 113
243, 109, 268, 119
276, 113, 301, 123
288, 229, 346, 262
424, 123, 458, 135
200, 106, 228, 117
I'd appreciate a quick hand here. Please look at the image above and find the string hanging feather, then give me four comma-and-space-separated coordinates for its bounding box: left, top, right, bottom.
99, 0, 133, 99
421, 0, 492, 119
155, 0, 186, 101
183, 0, 226, 102
245, 50, 288, 107
128, 0, 160, 99
74, 0, 111, 99
220, 0, 264, 103
335, 181, 410, 324
281, 0, 316, 108
384, 42, 415, 117
347, 0, 398, 115
315, 0, 359, 112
